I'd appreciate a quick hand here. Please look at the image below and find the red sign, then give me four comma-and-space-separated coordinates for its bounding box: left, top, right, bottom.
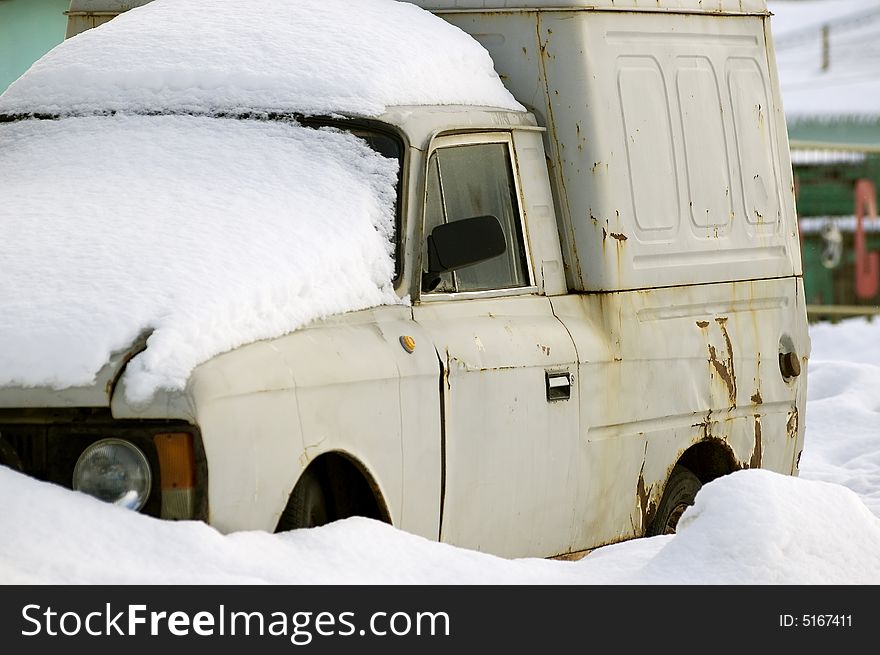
854, 179, 879, 299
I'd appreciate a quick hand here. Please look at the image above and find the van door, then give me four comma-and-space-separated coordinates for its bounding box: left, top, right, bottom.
412, 133, 581, 558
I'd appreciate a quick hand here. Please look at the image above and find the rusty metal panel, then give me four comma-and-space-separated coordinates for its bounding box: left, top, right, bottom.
65, 0, 154, 38
65, 15, 113, 39
551, 276, 809, 544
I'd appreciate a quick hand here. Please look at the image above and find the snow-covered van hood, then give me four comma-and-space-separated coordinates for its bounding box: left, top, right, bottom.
0, 114, 401, 404
0, 331, 150, 410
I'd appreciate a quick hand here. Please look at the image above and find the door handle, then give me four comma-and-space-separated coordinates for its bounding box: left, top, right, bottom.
546, 371, 572, 402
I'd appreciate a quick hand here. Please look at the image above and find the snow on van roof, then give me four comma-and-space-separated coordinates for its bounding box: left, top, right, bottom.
0, 114, 402, 401
0, 0, 523, 117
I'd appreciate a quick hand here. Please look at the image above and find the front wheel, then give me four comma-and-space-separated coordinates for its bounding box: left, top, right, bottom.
276, 465, 332, 530
646, 465, 702, 536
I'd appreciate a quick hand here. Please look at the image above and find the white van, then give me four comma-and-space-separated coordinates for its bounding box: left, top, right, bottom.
0, 0, 807, 559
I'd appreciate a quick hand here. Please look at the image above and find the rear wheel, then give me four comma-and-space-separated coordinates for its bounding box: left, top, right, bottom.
646, 465, 702, 536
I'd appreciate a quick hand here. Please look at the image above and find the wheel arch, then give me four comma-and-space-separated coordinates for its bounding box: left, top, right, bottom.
677, 437, 739, 484
275, 450, 393, 532
644, 437, 739, 536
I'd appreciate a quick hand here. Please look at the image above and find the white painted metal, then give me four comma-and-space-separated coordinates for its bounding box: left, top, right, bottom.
115, 305, 443, 538
412, 132, 581, 556
412, 1, 769, 13
550, 277, 809, 545
413, 294, 581, 557
430, 7, 800, 292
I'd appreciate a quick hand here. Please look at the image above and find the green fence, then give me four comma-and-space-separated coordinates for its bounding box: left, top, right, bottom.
0, 0, 69, 94
794, 152, 880, 312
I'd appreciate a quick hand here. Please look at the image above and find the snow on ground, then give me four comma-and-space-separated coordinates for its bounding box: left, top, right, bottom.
801, 318, 880, 516
768, 0, 880, 119
0, 0, 523, 117
1, 319, 878, 584
0, 115, 400, 400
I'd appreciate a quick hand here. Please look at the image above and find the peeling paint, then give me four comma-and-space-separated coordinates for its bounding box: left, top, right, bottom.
609, 232, 628, 242
786, 408, 798, 440
751, 390, 762, 404
707, 343, 737, 408
636, 472, 655, 532
749, 415, 762, 468
706, 317, 737, 407
696, 320, 709, 328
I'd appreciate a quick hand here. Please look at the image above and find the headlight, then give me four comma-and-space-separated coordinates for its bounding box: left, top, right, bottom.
73, 438, 152, 511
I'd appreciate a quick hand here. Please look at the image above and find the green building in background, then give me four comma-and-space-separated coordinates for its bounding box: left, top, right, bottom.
0, 0, 69, 93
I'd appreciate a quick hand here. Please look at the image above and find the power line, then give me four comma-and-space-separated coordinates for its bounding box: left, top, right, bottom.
774, 7, 880, 50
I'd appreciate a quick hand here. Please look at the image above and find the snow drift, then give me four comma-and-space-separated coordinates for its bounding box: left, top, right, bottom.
2, 465, 878, 584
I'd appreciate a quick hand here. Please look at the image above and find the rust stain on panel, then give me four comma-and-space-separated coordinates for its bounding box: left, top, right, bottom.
749, 415, 763, 468
707, 344, 736, 407
635, 456, 656, 534
609, 232, 628, 242
707, 317, 737, 408
786, 408, 799, 440
696, 320, 709, 328
636, 474, 651, 532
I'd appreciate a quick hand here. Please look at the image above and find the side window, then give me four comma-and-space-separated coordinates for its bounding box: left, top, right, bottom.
423, 141, 530, 293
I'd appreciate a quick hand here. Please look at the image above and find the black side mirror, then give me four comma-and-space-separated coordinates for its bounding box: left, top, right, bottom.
423, 215, 507, 291
424, 215, 507, 286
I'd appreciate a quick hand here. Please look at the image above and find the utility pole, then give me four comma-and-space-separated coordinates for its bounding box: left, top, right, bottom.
821, 23, 830, 71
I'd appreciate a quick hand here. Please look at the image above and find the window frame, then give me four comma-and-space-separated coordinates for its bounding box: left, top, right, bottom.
418, 132, 537, 303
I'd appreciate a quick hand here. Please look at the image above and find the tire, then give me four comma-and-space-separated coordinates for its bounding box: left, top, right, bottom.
276, 466, 333, 531
646, 465, 702, 536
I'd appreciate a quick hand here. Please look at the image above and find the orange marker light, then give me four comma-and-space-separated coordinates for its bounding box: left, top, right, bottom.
153, 433, 196, 519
